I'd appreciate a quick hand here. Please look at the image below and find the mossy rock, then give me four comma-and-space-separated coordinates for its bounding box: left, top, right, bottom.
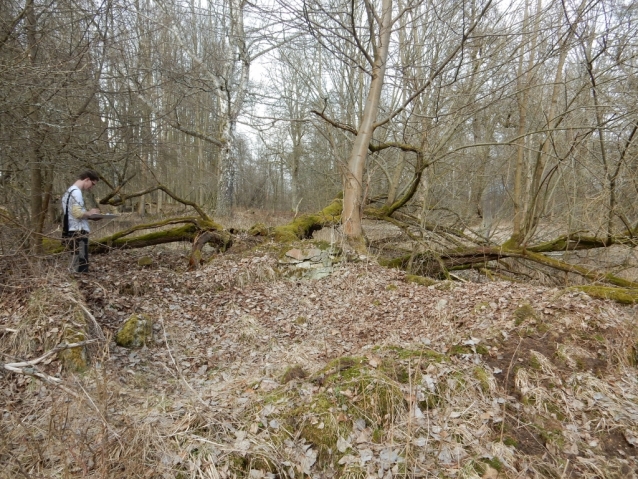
137, 256, 153, 267
115, 313, 153, 348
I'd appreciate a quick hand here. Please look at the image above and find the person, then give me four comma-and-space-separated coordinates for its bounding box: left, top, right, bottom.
61, 170, 101, 273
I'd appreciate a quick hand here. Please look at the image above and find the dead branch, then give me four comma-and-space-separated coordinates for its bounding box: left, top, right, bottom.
99, 184, 211, 221
310, 109, 358, 135
2, 340, 102, 397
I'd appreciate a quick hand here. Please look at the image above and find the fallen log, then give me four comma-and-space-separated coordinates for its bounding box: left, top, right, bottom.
572, 286, 638, 304
89, 217, 230, 254
383, 244, 638, 290
272, 198, 342, 241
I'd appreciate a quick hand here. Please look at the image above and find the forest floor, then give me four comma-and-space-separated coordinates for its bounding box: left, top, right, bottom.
1, 235, 638, 478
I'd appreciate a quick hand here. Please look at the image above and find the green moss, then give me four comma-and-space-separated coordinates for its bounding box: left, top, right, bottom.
471, 460, 486, 476
480, 457, 503, 472
315, 356, 407, 419
273, 199, 342, 242
405, 274, 437, 286
378, 255, 410, 270
476, 344, 489, 355
137, 256, 153, 267
544, 402, 566, 421
248, 222, 269, 236
312, 240, 333, 251
449, 344, 473, 356
42, 236, 65, 254
571, 286, 638, 304
58, 328, 88, 372
473, 366, 492, 393
513, 303, 537, 325
503, 436, 518, 447
379, 360, 411, 384
281, 365, 308, 384
227, 453, 248, 473
374, 345, 447, 363
536, 322, 550, 333
435, 281, 455, 291
260, 352, 417, 471
196, 219, 224, 230
295, 316, 307, 325
529, 355, 542, 370
385, 284, 398, 291
540, 429, 565, 448
115, 313, 153, 348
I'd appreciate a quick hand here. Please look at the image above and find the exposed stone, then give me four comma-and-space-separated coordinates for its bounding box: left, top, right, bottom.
279, 246, 339, 279
304, 267, 334, 280
285, 248, 322, 261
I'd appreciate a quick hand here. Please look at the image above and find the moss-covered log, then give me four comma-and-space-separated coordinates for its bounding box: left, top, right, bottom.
272, 199, 342, 242
572, 286, 638, 304
527, 233, 637, 252
383, 245, 638, 291
521, 250, 638, 288
90, 217, 231, 254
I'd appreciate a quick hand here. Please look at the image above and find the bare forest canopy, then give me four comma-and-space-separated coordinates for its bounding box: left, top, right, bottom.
1, 0, 637, 296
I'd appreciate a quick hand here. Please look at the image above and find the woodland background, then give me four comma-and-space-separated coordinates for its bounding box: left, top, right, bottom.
1, 0, 636, 265
3, 1, 638, 477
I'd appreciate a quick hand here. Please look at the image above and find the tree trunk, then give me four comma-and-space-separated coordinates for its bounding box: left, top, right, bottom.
26, 0, 44, 253
342, 0, 393, 243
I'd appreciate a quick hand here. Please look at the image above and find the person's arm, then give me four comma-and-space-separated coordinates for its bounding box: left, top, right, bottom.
73, 206, 101, 219
70, 191, 100, 219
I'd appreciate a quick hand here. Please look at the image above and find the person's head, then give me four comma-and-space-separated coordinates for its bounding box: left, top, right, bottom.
76, 170, 99, 190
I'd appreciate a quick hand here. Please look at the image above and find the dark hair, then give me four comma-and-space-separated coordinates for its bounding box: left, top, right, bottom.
77, 170, 99, 182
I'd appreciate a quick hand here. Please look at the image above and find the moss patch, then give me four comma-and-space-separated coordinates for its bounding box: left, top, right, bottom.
281, 365, 308, 384
248, 223, 270, 236
137, 256, 153, 267
58, 328, 88, 372
572, 286, 638, 304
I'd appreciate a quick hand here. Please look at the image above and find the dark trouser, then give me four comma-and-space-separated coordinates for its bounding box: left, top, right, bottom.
69, 231, 89, 273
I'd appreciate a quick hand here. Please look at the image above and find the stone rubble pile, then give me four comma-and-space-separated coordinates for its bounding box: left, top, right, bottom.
279, 247, 338, 280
